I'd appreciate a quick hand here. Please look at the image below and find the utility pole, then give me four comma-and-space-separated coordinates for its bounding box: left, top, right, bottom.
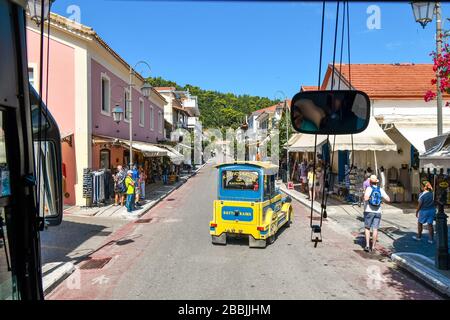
129, 66, 134, 167
436, 2, 444, 136
285, 100, 290, 183
434, 3, 449, 270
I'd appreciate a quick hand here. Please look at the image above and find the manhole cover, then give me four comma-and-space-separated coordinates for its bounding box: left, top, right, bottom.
80, 257, 112, 270
379, 226, 399, 233
135, 218, 152, 224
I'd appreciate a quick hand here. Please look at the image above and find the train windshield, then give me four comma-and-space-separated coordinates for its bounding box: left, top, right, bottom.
222, 171, 259, 191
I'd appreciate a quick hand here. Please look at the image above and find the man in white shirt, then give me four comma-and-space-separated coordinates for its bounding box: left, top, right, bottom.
363, 175, 390, 252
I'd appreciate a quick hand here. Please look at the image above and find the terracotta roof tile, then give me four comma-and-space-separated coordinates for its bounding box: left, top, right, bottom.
154, 87, 176, 91
300, 85, 319, 92
322, 63, 449, 100
253, 99, 291, 115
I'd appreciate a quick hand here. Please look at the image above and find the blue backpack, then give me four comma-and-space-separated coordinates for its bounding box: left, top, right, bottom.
368, 186, 382, 207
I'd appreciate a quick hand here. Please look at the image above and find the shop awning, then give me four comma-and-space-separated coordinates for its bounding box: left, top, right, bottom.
287, 133, 329, 152
161, 146, 184, 165
331, 117, 397, 151
420, 132, 450, 169
394, 124, 442, 154
120, 140, 168, 157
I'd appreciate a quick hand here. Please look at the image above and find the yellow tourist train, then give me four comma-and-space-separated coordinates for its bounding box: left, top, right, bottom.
210, 161, 293, 248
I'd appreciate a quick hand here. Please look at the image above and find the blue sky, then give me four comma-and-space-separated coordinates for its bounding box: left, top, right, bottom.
51, 1, 450, 100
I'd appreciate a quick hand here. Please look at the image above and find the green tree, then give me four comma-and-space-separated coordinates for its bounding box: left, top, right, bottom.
276, 110, 294, 160
146, 76, 279, 129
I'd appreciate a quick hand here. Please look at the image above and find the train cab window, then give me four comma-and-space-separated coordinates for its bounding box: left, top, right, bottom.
222, 170, 259, 191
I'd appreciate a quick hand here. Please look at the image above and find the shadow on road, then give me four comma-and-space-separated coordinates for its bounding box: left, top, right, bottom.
381, 266, 442, 300
41, 219, 142, 267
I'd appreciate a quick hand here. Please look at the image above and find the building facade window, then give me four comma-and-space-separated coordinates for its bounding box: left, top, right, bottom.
100, 149, 111, 169
150, 106, 154, 131
28, 67, 35, 88
28, 64, 39, 89
139, 99, 145, 127
101, 73, 111, 115
158, 111, 163, 133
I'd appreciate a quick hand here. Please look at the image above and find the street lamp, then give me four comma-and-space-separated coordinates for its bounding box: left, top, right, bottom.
411, 2, 436, 28
112, 105, 124, 124
27, 0, 54, 26
411, 1, 444, 136
141, 82, 153, 98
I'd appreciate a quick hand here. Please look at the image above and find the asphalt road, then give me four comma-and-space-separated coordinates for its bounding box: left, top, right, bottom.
47, 164, 442, 300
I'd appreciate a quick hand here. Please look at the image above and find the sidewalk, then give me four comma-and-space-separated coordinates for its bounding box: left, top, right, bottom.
40, 164, 206, 295
280, 183, 450, 297
65, 167, 204, 220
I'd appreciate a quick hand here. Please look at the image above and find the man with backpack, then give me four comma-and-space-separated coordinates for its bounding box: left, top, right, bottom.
363, 175, 390, 253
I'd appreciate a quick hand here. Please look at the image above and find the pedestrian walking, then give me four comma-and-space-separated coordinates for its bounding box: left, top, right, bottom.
307, 166, 316, 201
413, 181, 436, 244
363, 175, 390, 252
132, 165, 141, 206
315, 167, 324, 200
162, 163, 169, 185
139, 166, 147, 201
125, 170, 135, 213
363, 173, 371, 191
113, 165, 126, 206
299, 160, 308, 193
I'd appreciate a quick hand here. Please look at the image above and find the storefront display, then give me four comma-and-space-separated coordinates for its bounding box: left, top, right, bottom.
82, 168, 114, 207
346, 166, 365, 205
398, 164, 411, 202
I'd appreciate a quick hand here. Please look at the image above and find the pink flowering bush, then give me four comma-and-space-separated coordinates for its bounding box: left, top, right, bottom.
425, 42, 450, 107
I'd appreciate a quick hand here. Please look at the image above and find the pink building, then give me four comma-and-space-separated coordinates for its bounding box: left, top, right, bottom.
26, 13, 166, 206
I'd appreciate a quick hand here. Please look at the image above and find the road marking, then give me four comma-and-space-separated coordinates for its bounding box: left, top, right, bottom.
91, 275, 110, 285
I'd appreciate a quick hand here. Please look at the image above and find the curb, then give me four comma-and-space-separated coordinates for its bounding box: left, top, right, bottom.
391, 252, 450, 297
42, 262, 75, 296
279, 185, 322, 214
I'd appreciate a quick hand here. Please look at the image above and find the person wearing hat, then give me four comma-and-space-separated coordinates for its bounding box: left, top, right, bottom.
125, 170, 136, 213
363, 174, 390, 252
413, 181, 436, 244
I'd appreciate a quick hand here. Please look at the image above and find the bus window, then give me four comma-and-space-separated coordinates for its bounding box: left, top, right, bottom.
0, 110, 18, 300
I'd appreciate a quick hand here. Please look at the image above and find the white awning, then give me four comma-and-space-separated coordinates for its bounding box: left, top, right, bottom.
161, 146, 184, 164
394, 124, 444, 154
287, 134, 329, 152
420, 132, 450, 169
120, 140, 168, 157
331, 117, 397, 151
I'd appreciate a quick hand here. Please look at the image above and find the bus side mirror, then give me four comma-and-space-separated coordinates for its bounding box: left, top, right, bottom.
290, 90, 370, 135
